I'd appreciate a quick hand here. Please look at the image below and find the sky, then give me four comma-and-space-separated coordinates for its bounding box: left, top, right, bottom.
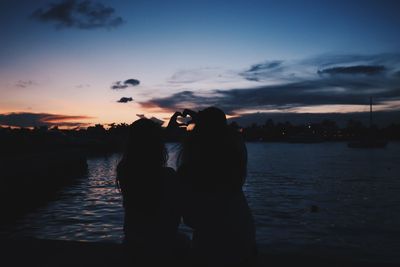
1, 0, 400, 128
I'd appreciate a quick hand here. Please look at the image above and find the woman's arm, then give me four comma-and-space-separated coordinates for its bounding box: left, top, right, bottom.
167, 111, 184, 128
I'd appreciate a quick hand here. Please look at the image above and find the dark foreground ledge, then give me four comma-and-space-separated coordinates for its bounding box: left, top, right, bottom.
0, 238, 398, 267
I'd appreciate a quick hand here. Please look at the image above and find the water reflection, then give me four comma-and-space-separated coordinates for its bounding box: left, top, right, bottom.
10, 153, 124, 242
4, 143, 400, 261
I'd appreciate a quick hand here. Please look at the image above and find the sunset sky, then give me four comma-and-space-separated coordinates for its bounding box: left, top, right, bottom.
1, 0, 400, 128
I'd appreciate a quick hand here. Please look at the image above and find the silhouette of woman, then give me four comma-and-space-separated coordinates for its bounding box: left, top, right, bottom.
116, 118, 182, 259
176, 107, 257, 267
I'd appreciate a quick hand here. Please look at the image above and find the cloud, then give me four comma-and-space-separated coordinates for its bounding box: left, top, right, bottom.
32, 0, 125, 30
241, 53, 400, 83
140, 53, 400, 115
318, 65, 386, 76
169, 68, 228, 84
117, 97, 133, 103
124, 79, 140, 86
302, 53, 400, 68
111, 81, 128, 90
142, 80, 400, 114
242, 61, 284, 81
240, 60, 307, 82
246, 61, 283, 73
0, 112, 92, 128
140, 91, 217, 112
111, 79, 140, 90
395, 70, 400, 77
75, 84, 90, 88
15, 80, 35, 88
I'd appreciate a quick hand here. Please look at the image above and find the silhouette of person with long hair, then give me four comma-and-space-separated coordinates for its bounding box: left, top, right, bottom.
116, 118, 184, 262
175, 107, 257, 267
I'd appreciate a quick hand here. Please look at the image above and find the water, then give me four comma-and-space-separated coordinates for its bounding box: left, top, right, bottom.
245, 142, 400, 260
3, 143, 400, 261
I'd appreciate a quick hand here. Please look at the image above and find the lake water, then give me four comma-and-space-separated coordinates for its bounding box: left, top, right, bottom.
3, 142, 400, 261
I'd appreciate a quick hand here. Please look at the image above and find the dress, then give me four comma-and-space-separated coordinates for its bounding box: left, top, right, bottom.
178, 129, 257, 266
182, 189, 256, 266
120, 167, 181, 254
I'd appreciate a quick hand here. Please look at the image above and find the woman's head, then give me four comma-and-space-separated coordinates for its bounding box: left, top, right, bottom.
117, 118, 167, 214
194, 107, 227, 133
178, 107, 246, 192
123, 118, 167, 168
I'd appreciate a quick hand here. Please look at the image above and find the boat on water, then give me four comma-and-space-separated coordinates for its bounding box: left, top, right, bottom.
347, 97, 387, 148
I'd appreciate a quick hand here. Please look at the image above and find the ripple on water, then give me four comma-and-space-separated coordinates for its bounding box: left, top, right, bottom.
4, 143, 400, 262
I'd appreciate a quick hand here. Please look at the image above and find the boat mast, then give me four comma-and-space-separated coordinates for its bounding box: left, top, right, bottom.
369, 96, 372, 129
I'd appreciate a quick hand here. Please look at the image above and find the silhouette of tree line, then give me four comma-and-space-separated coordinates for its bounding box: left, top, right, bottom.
240, 119, 400, 142
1, 118, 399, 155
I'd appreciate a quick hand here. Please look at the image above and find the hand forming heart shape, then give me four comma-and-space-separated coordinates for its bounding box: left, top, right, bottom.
169, 110, 197, 127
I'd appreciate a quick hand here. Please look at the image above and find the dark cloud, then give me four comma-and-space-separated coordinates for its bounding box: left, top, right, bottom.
124, 79, 140, 86
140, 91, 218, 112
141, 78, 400, 114
0, 112, 92, 128
111, 79, 140, 90
242, 53, 400, 83
140, 82, 381, 114
111, 81, 128, 90
301, 53, 400, 68
117, 97, 133, 103
246, 61, 283, 73
141, 54, 400, 114
242, 60, 284, 81
318, 65, 386, 76
32, 0, 125, 30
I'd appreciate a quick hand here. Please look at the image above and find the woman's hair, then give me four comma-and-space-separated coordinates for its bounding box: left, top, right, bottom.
116, 119, 167, 212
178, 107, 247, 192
119, 118, 167, 170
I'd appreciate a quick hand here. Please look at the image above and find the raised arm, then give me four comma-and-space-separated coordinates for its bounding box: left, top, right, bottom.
167, 111, 184, 128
